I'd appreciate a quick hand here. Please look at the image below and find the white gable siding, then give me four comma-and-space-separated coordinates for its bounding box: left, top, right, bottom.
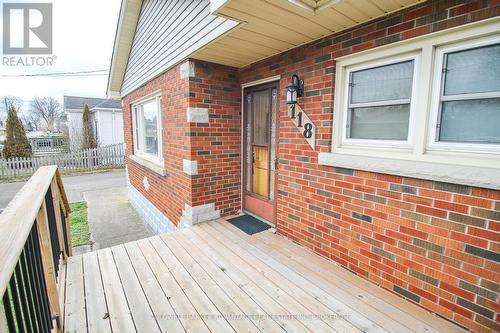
121, 0, 238, 96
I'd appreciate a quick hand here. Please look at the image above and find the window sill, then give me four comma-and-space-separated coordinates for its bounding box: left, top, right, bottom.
129, 154, 166, 176
318, 152, 500, 190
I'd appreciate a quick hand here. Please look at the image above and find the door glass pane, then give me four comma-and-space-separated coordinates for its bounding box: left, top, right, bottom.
444, 43, 500, 95
142, 99, 158, 156
252, 90, 270, 145
439, 98, 500, 144
350, 60, 414, 104
349, 104, 410, 140
252, 146, 269, 198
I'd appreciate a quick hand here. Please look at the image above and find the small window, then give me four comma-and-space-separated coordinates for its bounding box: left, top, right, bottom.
436, 43, 500, 144
346, 59, 415, 142
252, 90, 270, 145
132, 95, 162, 162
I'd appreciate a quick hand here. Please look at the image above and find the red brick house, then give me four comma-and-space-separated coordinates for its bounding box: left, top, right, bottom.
108, 1, 500, 331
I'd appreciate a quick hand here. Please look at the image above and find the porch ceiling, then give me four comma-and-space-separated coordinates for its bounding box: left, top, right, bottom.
192, 0, 426, 68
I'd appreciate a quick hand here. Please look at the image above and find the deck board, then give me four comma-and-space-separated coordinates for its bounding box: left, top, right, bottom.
64, 255, 86, 333
196, 223, 357, 333
184, 227, 311, 333
149, 236, 236, 333
161, 233, 260, 332
136, 238, 210, 333
245, 222, 458, 333
205, 222, 371, 332
212, 221, 432, 333
98, 247, 136, 333
82, 252, 111, 333
124, 241, 185, 333
173, 230, 287, 333
64, 219, 466, 333
111, 244, 161, 333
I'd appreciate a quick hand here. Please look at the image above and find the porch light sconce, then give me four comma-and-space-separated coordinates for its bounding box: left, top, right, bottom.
286, 74, 304, 105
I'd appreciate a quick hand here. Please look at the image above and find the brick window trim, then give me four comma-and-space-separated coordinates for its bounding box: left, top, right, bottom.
324, 17, 500, 189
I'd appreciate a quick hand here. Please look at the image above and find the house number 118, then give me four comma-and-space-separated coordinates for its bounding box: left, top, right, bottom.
291, 106, 314, 139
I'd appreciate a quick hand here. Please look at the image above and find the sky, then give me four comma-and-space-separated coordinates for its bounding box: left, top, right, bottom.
0, 0, 122, 111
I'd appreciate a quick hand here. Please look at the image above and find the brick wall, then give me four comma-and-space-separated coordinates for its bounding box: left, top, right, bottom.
188, 61, 241, 216
239, 1, 500, 332
123, 63, 192, 226
123, 60, 241, 227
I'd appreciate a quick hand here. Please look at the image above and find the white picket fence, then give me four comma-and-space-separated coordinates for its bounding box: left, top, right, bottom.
0, 143, 124, 180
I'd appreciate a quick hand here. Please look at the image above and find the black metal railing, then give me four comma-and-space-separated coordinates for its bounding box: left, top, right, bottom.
45, 185, 61, 278
2, 225, 54, 333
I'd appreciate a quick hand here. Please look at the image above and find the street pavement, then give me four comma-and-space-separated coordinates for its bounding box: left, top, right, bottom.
0, 169, 127, 209
1, 169, 154, 253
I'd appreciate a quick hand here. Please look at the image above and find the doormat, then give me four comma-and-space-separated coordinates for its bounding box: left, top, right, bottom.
227, 214, 271, 235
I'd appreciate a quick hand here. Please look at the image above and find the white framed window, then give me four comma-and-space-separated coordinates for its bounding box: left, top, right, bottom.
428, 37, 500, 153
132, 94, 163, 164
342, 55, 419, 148
320, 19, 500, 189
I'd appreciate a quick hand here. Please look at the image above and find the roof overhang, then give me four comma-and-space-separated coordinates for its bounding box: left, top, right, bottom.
107, 0, 142, 98
108, 0, 425, 96
191, 0, 425, 68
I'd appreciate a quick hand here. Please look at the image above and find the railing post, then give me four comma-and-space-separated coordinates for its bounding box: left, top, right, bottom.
56, 170, 72, 257
36, 201, 63, 333
61, 205, 72, 257
51, 179, 67, 261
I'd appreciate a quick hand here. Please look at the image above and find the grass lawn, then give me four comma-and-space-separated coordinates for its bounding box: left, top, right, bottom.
69, 202, 92, 247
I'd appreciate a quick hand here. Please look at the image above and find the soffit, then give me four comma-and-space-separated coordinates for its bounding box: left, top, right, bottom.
192, 0, 425, 68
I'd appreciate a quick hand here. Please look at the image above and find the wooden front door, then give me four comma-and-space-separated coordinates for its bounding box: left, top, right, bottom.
243, 82, 279, 224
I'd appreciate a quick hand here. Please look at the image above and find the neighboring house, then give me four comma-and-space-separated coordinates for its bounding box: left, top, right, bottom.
108, 1, 500, 332
63, 96, 124, 149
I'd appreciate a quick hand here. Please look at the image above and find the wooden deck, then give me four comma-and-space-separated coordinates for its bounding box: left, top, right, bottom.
61, 219, 464, 333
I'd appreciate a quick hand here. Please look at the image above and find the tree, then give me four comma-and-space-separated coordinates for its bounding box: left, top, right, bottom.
21, 112, 42, 131
30, 96, 63, 131
2, 96, 23, 111
81, 104, 97, 149
1, 96, 24, 114
3, 105, 32, 159
1, 96, 24, 125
